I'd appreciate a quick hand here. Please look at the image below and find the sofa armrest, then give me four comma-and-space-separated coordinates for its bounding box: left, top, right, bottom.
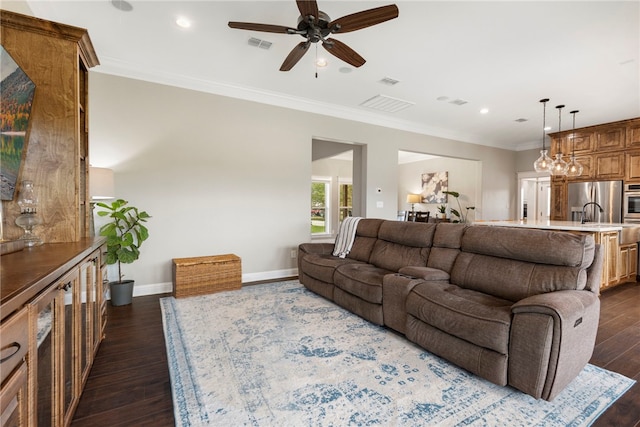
397, 266, 450, 281
298, 243, 335, 256
509, 290, 600, 401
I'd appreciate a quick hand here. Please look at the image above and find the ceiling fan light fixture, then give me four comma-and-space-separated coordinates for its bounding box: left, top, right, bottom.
315, 58, 328, 67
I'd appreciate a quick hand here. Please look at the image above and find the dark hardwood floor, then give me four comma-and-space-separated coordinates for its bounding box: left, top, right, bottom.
72, 281, 640, 427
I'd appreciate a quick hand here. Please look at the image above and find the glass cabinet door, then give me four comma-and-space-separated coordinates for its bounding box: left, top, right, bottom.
62, 269, 79, 426
29, 276, 68, 426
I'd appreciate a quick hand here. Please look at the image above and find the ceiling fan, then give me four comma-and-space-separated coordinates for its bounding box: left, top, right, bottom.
228, 1, 399, 71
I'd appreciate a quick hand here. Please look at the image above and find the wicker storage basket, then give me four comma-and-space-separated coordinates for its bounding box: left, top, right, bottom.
172, 254, 241, 298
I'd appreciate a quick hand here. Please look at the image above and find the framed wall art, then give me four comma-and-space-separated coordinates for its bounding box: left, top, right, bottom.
1, 45, 36, 200
421, 171, 448, 203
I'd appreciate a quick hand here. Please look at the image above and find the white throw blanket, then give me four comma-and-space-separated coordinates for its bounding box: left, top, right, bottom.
332, 216, 362, 258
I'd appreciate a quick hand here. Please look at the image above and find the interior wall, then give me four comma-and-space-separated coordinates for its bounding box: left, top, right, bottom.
398, 157, 481, 220
89, 72, 519, 289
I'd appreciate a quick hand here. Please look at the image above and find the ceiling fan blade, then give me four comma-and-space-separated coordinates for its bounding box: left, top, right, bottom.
296, 0, 319, 22
322, 38, 365, 68
228, 22, 296, 34
280, 41, 311, 71
330, 4, 399, 33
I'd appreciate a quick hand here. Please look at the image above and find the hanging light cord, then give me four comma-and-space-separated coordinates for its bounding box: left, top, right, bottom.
570, 110, 579, 156
540, 99, 549, 151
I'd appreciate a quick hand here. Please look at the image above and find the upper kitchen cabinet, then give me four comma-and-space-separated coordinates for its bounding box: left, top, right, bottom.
0, 10, 99, 243
595, 124, 626, 151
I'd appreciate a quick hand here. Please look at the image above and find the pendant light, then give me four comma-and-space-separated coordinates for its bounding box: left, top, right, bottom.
565, 110, 583, 177
550, 104, 568, 176
533, 98, 553, 173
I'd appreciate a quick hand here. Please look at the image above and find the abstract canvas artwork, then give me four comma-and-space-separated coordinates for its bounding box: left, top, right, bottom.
421, 171, 448, 203
1, 45, 36, 200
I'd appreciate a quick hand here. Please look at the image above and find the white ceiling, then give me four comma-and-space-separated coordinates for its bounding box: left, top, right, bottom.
18, 0, 640, 151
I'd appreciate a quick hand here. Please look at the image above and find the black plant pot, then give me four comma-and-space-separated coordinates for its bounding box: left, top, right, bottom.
110, 279, 134, 306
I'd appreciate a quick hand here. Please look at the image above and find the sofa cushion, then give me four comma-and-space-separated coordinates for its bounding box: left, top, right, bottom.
462, 226, 595, 268
347, 219, 384, 262
451, 253, 588, 302
407, 281, 513, 355
334, 263, 392, 304
300, 254, 362, 284
427, 223, 466, 273
368, 221, 435, 271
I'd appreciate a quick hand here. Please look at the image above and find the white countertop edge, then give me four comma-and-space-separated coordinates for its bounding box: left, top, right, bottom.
473, 220, 623, 232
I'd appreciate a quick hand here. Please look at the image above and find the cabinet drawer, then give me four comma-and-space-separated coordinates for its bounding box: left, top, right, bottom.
0, 307, 29, 385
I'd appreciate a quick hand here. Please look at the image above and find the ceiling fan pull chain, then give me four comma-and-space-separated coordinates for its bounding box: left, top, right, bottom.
315, 43, 318, 79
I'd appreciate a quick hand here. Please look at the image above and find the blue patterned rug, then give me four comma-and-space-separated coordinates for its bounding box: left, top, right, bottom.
160, 280, 634, 426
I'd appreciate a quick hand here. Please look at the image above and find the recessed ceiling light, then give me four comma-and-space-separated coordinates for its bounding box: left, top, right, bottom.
111, 0, 133, 12
544, 126, 552, 131
480, 108, 489, 114
339, 67, 352, 73
176, 16, 192, 29
436, 96, 449, 101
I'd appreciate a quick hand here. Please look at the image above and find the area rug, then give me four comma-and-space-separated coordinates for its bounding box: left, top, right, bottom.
160, 280, 634, 426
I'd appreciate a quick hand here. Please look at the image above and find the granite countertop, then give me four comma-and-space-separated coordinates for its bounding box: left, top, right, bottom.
474, 220, 624, 232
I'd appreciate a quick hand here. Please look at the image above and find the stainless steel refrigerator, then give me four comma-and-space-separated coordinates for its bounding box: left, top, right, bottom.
567, 180, 623, 223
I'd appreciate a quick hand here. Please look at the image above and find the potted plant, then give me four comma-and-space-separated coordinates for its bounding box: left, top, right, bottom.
443, 191, 475, 223
437, 204, 447, 219
96, 199, 151, 306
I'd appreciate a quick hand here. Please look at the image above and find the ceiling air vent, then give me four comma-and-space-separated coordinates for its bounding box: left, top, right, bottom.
449, 99, 469, 106
360, 95, 415, 113
515, 118, 528, 123
379, 77, 400, 86
248, 37, 272, 50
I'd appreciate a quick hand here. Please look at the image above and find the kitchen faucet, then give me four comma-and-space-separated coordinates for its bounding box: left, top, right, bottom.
581, 202, 604, 224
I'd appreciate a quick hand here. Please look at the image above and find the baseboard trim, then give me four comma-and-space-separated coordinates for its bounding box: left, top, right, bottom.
108, 268, 300, 299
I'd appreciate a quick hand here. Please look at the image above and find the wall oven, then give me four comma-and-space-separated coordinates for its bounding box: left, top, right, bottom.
623, 184, 640, 222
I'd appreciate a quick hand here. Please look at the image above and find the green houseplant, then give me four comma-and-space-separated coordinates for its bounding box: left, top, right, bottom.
437, 204, 447, 219
443, 191, 475, 223
97, 199, 151, 306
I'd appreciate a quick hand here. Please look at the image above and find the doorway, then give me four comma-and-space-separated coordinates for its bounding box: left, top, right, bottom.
517, 172, 550, 221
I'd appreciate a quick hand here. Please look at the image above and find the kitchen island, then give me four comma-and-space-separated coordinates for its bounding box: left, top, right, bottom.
475, 220, 639, 290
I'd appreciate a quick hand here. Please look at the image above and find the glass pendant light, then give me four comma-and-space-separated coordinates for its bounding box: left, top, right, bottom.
550, 104, 568, 176
565, 110, 583, 177
533, 98, 553, 173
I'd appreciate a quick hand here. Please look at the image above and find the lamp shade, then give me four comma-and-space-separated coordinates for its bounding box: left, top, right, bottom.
89, 167, 115, 200
406, 194, 421, 204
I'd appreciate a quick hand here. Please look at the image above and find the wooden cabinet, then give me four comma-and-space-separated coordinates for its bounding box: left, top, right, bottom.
0, 10, 99, 243
627, 121, 640, 148
618, 243, 638, 283
0, 239, 106, 427
0, 307, 30, 427
597, 231, 620, 289
551, 130, 594, 156
596, 125, 627, 151
625, 150, 640, 181
594, 152, 625, 179
550, 179, 566, 220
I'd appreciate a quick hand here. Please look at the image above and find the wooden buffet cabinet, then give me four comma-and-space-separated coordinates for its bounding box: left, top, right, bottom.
0, 10, 105, 427
1, 239, 107, 426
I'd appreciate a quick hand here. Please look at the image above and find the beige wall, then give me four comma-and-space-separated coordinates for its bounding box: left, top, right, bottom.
89, 72, 519, 289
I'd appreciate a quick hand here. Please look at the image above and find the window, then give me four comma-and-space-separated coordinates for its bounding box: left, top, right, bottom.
311, 180, 329, 234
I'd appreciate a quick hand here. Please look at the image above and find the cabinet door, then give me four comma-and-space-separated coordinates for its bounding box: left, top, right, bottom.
28, 277, 67, 426
62, 269, 80, 426
596, 125, 626, 151
79, 252, 99, 384
0, 307, 29, 427
603, 232, 620, 289
0, 362, 28, 427
625, 150, 640, 181
595, 152, 625, 179
625, 120, 640, 148
550, 179, 566, 220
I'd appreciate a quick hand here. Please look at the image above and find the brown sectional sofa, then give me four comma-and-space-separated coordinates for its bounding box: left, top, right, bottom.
297, 219, 603, 401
